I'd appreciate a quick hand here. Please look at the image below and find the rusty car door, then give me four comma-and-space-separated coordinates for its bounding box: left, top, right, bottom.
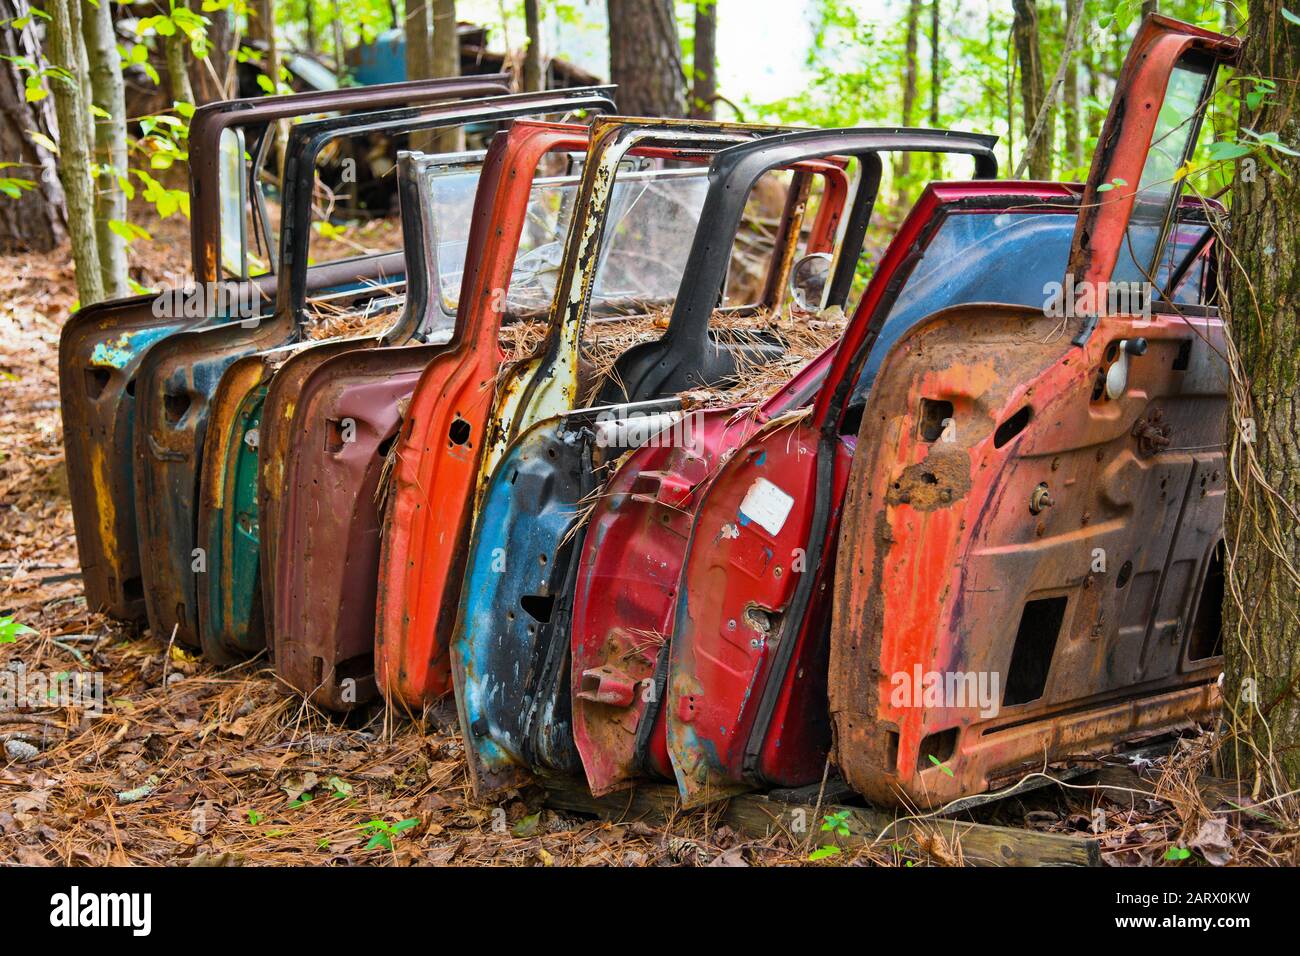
827, 14, 1239, 809
58, 75, 507, 623
130, 89, 613, 649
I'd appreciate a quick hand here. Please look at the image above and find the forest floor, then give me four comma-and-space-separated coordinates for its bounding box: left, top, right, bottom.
0, 211, 1294, 867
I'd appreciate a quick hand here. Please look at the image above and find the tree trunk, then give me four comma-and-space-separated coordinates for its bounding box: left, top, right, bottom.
431, 0, 462, 152
523, 0, 543, 92
195, 3, 236, 102
607, 0, 685, 118
1012, 0, 1051, 180
895, 0, 920, 189
46, 0, 103, 305
1224, 0, 1300, 790
0, 0, 66, 252
1062, 0, 1081, 173
690, 0, 717, 119
65, 0, 94, 153
927, 0, 940, 177
406, 0, 432, 80
82, 0, 129, 299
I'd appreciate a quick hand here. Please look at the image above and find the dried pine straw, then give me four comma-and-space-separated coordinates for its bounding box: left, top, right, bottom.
5, 210, 1289, 866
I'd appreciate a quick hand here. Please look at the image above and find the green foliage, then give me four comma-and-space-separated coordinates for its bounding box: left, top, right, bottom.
359, 817, 420, 851
0, 615, 39, 644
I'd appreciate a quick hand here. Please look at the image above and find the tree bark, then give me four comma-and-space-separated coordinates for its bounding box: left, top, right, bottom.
523, 0, 543, 92
928, 0, 940, 177
690, 0, 717, 119
82, 0, 129, 298
431, 0, 462, 152
0, 0, 66, 252
607, 0, 685, 118
165, 1, 196, 105
195, 2, 236, 102
896, 0, 920, 188
1016, 0, 1081, 178
1062, 0, 1081, 172
406, 0, 432, 80
46, 0, 104, 304
1224, 0, 1300, 789
1012, 0, 1051, 180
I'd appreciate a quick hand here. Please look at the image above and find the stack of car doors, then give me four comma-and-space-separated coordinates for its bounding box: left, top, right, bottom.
132, 87, 615, 662
573, 14, 1235, 809
58, 14, 1238, 817
268, 115, 613, 708
59, 75, 508, 627
374, 115, 855, 716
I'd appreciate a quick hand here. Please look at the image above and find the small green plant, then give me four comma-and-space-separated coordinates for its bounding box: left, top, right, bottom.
359, 817, 419, 851
807, 810, 853, 861
1165, 846, 1192, 862
927, 754, 954, 777
0, 615, 38, 644
247, 809, 264, 825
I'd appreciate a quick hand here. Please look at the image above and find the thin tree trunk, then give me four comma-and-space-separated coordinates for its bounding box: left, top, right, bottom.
690, 0, 717, 119
0, 0, 65, 252
195, 3, 236, 102
894, 0, 920, 203
1062, 0, 1081, 173
928, 0, 941, 177
1012, 0, 1051, 180
523, 0, 543, 92
406, 0, 432, 80
82, 0, 129, 299
333, 0, 346, 77
1224, 0, 1300, 790
46, 0, 104, 305
431, 0, 462, 152
607, 0, 686, 117
165, 3, 195, 105
65, 0, 94, 152
1016, 0, 1082, 179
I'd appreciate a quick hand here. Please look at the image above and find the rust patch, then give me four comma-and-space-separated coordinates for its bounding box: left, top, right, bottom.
884, 446, 971, 511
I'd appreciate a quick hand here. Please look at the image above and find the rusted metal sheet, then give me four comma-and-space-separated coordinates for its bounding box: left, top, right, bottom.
570, 404, 777, 795
274, 351, 428, 709
379, 117, 859, 714
132, 90, 614, 648
827, 303, 1226, 808
58, 76, 508, 623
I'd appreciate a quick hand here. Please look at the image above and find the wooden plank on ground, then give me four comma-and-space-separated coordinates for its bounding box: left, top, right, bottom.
542, 774, 1101, 867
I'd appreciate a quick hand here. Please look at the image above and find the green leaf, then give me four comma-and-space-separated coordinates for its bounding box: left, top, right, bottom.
1283, 8, 1300, 27
391, 817, 420, 833
927, 754, 955, 777
247, 809, 264, 825
364, 831, 392, 851
1164, 846, 1191, 862
808, 846, 841, 861
1205, 140, 1252, 161
0, 616, 39, 643
175, 100, 196, 118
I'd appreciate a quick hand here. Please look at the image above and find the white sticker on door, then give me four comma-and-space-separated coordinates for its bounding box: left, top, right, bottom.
738, 476, 795, 537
